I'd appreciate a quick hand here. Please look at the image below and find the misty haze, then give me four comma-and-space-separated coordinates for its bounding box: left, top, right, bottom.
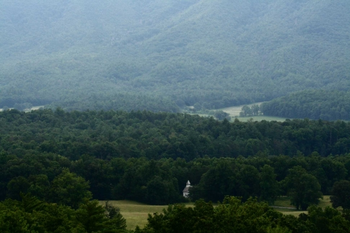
1, 1, 350, 232
1, 0, 349, 119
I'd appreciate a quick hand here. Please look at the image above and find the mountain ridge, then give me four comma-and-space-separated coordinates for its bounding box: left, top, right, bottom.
1, 0, 349, 110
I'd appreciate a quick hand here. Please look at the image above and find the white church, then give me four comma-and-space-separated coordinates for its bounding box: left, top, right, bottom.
182, 180, 192, 198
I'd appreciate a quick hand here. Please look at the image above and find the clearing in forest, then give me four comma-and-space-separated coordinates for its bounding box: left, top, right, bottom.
101, 196, 331, 230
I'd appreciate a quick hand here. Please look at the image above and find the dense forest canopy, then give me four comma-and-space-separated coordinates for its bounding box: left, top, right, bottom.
1, 109, 350, 205
2, 109, 350, 160
1, 0, 350, 111
2, 109, 350, 231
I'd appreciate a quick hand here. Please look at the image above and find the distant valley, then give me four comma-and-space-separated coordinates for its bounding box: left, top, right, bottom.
2, 2, 350, 231
1, 0, 350, 119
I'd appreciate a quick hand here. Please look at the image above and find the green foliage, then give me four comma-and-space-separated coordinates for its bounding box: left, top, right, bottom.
18, 193, 45, 213
75, 200, 108, 233
307, 206, 350, 233
330, 180, 350, 209
1, 109, 350, 204
51, 94, 181, 113
0, 196, 127, 233
190, 160, 236, 202
240, 104, 261, 117
213, 111, 231, 121
145, 176, 177, 205
48, 168, 92, 209
140, 196, 350, 233
104, 202, 127, 232
4, 108, 350, 231
261, 90, 350, 121
1, 1, 350, 111
284, 166, 322, 210
260, 165, 279, 205
7, 177, 30, 200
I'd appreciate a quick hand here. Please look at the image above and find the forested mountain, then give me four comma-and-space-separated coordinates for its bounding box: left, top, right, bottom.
1, 0, 350, 110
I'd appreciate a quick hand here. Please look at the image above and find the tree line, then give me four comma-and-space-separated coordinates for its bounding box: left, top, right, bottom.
2, 109, 350, 160
3, 194, 350, 232
0, 193, 127, 233
1, 109, 350, 208
138, 196, 350, 233
261, 90, 350, 121
2, 150, 349, 209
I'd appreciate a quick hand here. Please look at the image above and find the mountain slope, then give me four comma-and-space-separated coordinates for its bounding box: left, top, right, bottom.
1, 0, 349, 110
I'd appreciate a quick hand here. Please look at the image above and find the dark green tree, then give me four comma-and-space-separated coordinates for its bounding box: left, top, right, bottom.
48, 168, 92, 209
251, 104, 260, 116
145, 176, 170, 205
284, 166, 322, 210
192, 161, 236, 202
240, 105, 252, 117
259, 165, 279, 204
0, 197, 126, 233
7, 176, 30, 200
103, 201, 127, 232
307, 206, 350, 233
214, 111, 230, 120
75, 200, 107, 233
237, 165, 260, 200
27, 174, 50, 200
331, 180, 350, 209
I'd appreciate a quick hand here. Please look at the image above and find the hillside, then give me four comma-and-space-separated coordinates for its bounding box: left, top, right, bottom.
1, 0, 350, 110
261, 90, 350, 121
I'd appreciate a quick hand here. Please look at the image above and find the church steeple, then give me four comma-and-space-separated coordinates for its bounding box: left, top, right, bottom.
183, 180, 192, 198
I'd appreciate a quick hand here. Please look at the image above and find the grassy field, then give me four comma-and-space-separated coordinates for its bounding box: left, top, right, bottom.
99, 200, 194, 230
219, 103, 288, 122
102, 196, 332, 230
232, 116, 287, 122
220, 102, 264, 117
274, 195, 332, 216
190, 113, 287, 122
99, 200, 164, 230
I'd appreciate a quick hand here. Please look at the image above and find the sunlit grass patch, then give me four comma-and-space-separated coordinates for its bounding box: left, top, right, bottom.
101, 196, 332, 230
274, 195, 332, 217
233, 116, 287, 122
99, 200, 193, 230
274, 196, 295, 208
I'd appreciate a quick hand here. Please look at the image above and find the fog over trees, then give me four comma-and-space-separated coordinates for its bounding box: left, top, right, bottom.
1, 0, 350, 117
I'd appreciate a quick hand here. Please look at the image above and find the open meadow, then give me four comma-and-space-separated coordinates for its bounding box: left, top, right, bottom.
191, 102, 288, 122
233, 116, 287, 122
220, 103, 287, 122
99, 200, 193, 230
273, 195, 332, 216
220, 102, 264, 117
102, 196, 332, 230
